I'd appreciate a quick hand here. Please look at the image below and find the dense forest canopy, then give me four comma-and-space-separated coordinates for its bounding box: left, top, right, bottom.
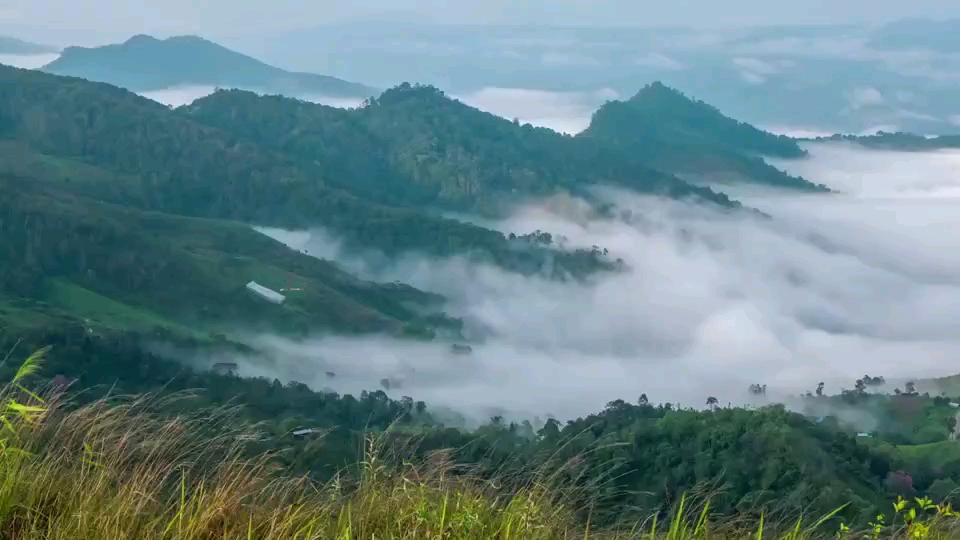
0, 65, 617, 282
178, 84, 739, 213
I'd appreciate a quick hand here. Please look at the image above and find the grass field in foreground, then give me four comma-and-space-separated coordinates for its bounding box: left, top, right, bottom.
0, 348, 958, 539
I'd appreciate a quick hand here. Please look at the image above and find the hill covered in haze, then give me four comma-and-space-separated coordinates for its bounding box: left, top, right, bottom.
581, 82, 827, 190
42, 34, 373, 98
0, 35, 57, 55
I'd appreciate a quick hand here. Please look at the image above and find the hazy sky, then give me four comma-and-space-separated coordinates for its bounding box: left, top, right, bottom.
2, 0, 959, 46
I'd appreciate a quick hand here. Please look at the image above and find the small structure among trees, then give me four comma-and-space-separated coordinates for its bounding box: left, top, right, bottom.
245, 281, 286, 304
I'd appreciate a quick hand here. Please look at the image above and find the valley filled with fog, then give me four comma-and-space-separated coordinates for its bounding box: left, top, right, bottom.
5, 46, 959, 424
241, 141, 960, 423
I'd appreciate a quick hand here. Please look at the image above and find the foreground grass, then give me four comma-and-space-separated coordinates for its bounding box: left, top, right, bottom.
1, 349, 960, 539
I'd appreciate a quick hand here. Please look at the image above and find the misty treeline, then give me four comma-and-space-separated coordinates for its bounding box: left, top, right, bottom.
6, 326, 960, 530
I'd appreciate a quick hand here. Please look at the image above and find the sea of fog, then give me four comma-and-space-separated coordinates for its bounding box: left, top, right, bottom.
236, 143, 960, 423
4, 53, 957, 422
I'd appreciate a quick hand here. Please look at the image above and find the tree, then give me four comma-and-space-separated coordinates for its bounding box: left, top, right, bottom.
816, 382, 825, 397
638, 393, 649, 405
705, 396, 719, 410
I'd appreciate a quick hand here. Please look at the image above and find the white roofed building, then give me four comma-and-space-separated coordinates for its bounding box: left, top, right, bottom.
246, 281, 286, 304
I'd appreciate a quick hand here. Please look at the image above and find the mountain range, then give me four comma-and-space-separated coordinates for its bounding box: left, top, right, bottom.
0, 59, 822, 358
42, 34, 374, 99
227, 21, 960, 136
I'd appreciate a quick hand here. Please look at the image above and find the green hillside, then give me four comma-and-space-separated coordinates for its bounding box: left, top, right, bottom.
0, 65, 616, 280
0, 176, 454, 341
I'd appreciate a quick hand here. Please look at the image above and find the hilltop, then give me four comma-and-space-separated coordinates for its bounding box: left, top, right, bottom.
581, 82, 827, 191
179, 83, 738, 212
42, 34, 373, 98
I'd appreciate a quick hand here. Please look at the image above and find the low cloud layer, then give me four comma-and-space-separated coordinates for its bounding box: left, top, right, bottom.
456, 87, 617, 134
138, 84, 611, 135
232, 143, 960, 423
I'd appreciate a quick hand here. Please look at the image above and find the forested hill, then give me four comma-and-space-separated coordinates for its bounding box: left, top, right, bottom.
179, 84, 737, 213
581, 82, 828, 191
0, 65, 618, 280
42, 34, 372, 98
622, 82, 806, 158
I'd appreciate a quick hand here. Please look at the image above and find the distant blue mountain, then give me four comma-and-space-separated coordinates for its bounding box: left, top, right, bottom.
43, 34, 374, 98
0, 35, 57, 55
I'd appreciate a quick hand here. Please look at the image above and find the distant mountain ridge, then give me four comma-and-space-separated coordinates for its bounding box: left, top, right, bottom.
0, 35, 57, 55
804, 131, 960, 151
42, 34, 373, 98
